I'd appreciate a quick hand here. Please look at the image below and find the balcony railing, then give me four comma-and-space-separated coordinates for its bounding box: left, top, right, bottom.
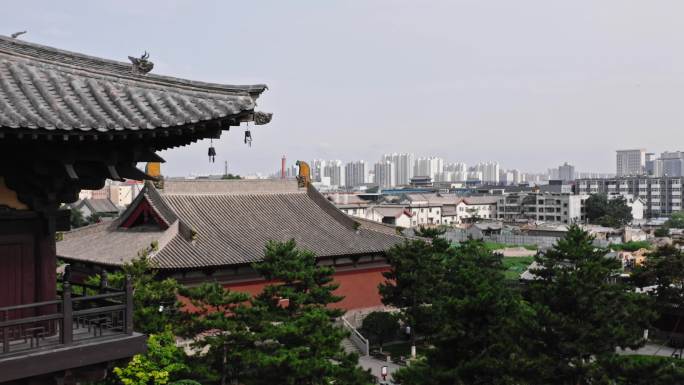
0, 275, 133, 357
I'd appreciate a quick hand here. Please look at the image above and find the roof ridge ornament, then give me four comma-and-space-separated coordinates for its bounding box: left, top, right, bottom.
128, 51, 154, 74
10, 31, 27, 39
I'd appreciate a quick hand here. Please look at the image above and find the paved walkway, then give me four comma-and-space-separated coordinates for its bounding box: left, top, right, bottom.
619, 342, 683, 358
358, 355, 403, 384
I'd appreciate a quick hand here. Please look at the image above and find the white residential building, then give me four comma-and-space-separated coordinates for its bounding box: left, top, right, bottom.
366, 206, 414, 228
441, 197, 498, 225
607, 193, 645, 221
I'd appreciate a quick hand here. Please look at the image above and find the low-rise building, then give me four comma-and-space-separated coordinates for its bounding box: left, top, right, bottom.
452, 197, 498, 223
326, 193, 370, 218
497, 192, 587, 224
366, 206, 414, 227
69, 198, 120, 220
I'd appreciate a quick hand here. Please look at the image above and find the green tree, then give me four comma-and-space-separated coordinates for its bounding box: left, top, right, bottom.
393, 240, 537, 385
221, 174, 242, 180
360, 311, 399, 352
379, 239, 446, 357
70, 207, 87, 228
113, 329, 195, 385
665, 212, 684, 229
526, 225, 655, 384
178, 282, 251, 385
585, 193, 633, 227
88, 211, 105, 224
245, 240, 373, 385
654, 227, 670, 237
414, 225, 446, 239
632, 246, 684, 331
592, 355, 684, 385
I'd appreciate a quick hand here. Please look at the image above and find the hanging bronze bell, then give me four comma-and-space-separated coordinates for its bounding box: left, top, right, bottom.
208, 146, 216, 163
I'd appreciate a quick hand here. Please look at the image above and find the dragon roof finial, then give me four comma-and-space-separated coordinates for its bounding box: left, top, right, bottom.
128, 51, 154, 75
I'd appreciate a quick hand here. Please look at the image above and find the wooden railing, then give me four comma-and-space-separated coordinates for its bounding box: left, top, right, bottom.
0, 276, 133, 357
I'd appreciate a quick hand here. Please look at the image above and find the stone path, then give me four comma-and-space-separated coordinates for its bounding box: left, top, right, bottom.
358, 355, 403, 384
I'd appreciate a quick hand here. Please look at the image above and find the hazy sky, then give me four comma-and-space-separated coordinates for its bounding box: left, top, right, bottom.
7, 1, 684, 175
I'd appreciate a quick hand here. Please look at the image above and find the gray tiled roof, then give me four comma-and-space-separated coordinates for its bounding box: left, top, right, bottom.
58, 180, 405, 269
81, 198, 119, 214
58, 220, 163, 267
0, 35, 265, 133
461, 196, 499, 205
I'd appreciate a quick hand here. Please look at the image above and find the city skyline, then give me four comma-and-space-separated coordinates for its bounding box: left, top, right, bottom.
5, 0, 684, 177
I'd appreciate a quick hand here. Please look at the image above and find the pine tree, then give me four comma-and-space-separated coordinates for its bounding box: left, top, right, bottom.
379, 239, 446, 357
393, 240, 536, 385
245, 239, 374, 385
178, 283, 251, 385
526, 225, 655, 384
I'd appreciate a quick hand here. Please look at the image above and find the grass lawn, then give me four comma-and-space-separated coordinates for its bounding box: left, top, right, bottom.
502, 256, 535, 280
609, 240, 652, 251
483, 242, 538, 252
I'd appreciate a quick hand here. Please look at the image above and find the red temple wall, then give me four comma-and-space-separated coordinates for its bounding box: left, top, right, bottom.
223, 266, 390, 311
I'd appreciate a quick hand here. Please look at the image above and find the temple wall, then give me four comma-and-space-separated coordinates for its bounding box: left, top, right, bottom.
223, 265, 390, 311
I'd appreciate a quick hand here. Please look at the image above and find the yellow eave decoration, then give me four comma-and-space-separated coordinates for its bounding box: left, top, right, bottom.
0, 177, 28, 210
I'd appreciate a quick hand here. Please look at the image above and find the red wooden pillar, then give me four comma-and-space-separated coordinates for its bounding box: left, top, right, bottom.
0, 211, 65, 316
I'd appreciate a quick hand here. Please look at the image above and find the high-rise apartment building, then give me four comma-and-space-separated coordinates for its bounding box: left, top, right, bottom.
323, 160, 343, 187
660, 151, 684, 177
438, 162, 468, 182
344, 160, 367, 187
558, 162, 575, 182
310, 159, 326, 182
382, 153, 414, 186
374, 161, 396, 189
499, 169, 522, 185
414, 157, 444, 182
473, 162, 500, 184
616, 149, 646, 176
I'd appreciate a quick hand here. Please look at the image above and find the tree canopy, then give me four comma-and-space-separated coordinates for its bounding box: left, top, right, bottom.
526, 225, 655, 384
178, 240, 373, 385
394, 240, 537, 385
585, 193, 633, 227
360, 311, 399, 351
379, 238, 447, 355
113, 330, 197, 385
666, 212, 684, 229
